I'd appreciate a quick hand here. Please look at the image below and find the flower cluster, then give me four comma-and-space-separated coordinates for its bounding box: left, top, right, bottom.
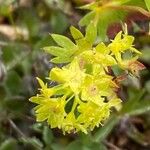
29, 23, 144, 134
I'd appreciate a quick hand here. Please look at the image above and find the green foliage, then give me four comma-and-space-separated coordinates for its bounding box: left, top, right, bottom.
21, 137, 44, 150
0, 138, 18, 150
93, 115, 119, 142
144, 0, 150, 11
43, 126, 53, 146
44, 23, 97, 64
50, 11, 69, 34
0, 0, 150, 149
79, 0, 150, 40
66, 140, 107, 150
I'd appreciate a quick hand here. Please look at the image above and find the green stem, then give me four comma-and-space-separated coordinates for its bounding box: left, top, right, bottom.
71, 95, 80, 113
66, 94, 74, 103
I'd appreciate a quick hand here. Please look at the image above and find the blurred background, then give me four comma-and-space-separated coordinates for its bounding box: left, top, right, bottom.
0, 0, 150, 149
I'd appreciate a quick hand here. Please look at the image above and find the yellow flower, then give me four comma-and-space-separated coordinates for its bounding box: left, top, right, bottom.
77, 98, 121, 131
81, 74, 118, 104
80, 49, 116, 67
50, 58, 86, 94
29, 26, 144, 134
30, 96, 66, 129
77, 101, 110, 131
36, 77, 55, 98
108, 31, 142, 68
62, 113, 87, 134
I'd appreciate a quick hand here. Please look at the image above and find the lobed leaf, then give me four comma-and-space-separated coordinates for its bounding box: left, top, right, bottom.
51, 56, 72, 64
79, 11, 96, 26
85, 22, 97, 45
70, 26, 84, 41
43, 46, 68, 57
51, 34, 76, 49
144, 0, 150, 11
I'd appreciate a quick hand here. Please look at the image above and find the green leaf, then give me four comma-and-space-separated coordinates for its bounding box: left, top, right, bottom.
50, 11, 69, 34
144, 0, 150, 11
21, 9, 40, 37
2, 43, 30, 70
121, 89, 145, 115
116, 0, 131, 5
97, 10, 126, 40
0, 138, 17, 150
126, 0, 146, 8
141, 48, 150, 62
125, 100, 150, 116
79, 11, 96, 26
88, 142, 107, 150
31, 123, 43, 133
51, 57, 72, 64
145, 80, 150, 93
51, 34, 76, 50
70, 26, 84, 41
76, 38, 92, 51
21, 137, 43, 150
0, 4, 11, 16
85, 22, 97, 44
51, 143, 65, 150
97, 19, 108, 41
4, 97, 26, 113
34, 35, 56, 50
36, 77, 45, 89
29, 97, 44, 104
43, 46, 67, 57
43, 126, 53, 145
65, 140, 84, 150
66, 140, 106, 150
4, 71, 22, 95
93, 115, 119, 142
